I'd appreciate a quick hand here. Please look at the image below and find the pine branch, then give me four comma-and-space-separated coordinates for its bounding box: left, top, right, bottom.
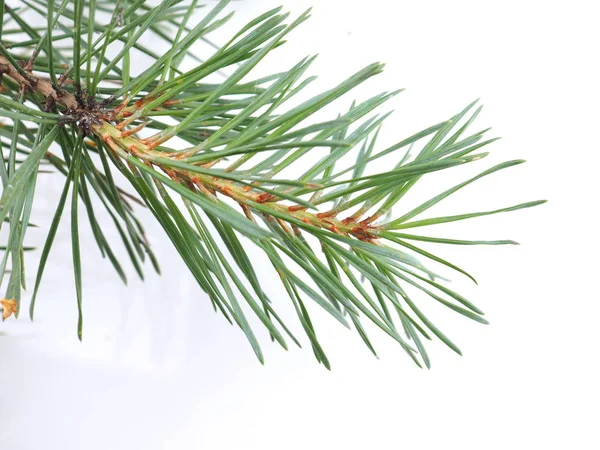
0, 0, 545, 368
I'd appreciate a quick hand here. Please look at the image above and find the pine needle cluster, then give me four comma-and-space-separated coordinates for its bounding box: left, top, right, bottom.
0, 0, 544, 368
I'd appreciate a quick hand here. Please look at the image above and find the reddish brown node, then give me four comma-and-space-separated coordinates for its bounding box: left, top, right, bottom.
121, 122, 147, 138
256, 193, 275, 203
352, 228, 378, 242
143, 140, 161, 150
103, 136, 120, 154
288, 205, 307, 213
128, 144, 139, 155
120, 129, 136, 138
112, 102, 125, 114
321, 219, 341, 234
317, 210, 337, 219
220, 186, 234, 197
360, 214, 379, 226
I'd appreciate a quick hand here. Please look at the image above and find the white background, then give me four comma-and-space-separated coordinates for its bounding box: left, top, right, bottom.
1, 1, 599, 449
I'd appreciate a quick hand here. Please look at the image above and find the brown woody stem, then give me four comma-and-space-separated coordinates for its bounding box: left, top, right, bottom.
0, 55, 78, 110
0, 55, 380, 242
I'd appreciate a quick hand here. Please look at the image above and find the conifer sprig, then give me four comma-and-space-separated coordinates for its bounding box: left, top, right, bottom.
0, 0, 544, 368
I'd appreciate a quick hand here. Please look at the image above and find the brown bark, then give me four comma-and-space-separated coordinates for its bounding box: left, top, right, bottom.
0, 55, 78, 110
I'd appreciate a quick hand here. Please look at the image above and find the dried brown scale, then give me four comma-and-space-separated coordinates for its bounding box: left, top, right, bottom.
1, 298, 17, 320
44, 95, 57, 113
